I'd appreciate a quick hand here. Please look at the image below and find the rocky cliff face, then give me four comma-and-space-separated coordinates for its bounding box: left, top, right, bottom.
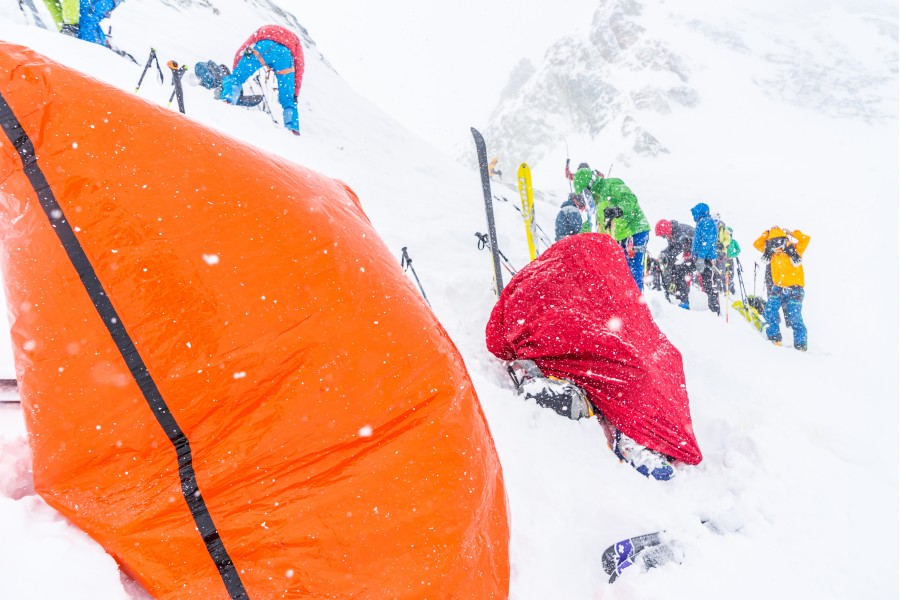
478, 0, 694, 174
474, 0, 896, 176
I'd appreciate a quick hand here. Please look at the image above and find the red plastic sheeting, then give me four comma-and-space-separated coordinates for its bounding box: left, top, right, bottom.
0, 43, 509, 599
486, 233, 703, 464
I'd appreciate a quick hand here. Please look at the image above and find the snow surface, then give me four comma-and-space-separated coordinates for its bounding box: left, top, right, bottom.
1, 1, 898, 599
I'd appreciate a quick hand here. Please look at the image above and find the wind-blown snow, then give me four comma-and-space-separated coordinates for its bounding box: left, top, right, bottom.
0, 0, 897, 599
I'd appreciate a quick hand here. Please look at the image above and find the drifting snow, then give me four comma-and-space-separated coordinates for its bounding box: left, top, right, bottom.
0, 0, 897, 599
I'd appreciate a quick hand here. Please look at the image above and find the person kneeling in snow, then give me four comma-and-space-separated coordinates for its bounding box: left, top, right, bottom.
486, 233, 704, 481
219, 25, 305, 135
753, 227, 810, 351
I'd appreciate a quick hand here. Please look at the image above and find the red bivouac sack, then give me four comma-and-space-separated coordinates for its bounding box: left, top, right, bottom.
486, 234, 702, 464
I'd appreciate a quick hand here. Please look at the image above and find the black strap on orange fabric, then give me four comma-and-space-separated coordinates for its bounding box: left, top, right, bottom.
0, 91, 249, 600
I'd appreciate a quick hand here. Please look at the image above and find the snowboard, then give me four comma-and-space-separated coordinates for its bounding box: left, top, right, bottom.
471, 128, 504, 296
516, 163, 537, 261
601, 531, 681, 583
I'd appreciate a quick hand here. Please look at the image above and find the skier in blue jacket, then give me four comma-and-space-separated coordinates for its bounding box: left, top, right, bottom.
78, 0, 121, 46
690, 202, 720, 315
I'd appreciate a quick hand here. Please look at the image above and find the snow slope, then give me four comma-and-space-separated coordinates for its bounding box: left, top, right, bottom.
1, 1, 898, 599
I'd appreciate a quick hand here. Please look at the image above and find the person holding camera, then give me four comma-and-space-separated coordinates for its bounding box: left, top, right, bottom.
753, 227, 810, 350
571, 163, 651, 290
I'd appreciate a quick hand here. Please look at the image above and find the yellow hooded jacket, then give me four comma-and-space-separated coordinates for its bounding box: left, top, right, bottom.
753, 227, 810, 287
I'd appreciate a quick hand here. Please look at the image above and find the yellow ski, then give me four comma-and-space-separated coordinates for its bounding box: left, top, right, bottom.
517, 162, 537, 261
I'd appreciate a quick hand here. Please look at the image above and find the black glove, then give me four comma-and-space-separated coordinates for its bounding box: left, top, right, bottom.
785, 245, 801, 266
603, 206, 624, 219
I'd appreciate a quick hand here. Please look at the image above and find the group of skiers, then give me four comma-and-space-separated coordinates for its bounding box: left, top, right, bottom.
42, 4, 306, 136
555, 159, 809, 352
487, 157, 812, 482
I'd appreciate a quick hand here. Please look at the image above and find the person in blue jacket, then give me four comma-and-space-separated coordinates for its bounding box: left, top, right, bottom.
43, 0, 123, 46
690, 202, 720, 315
78, 0, 121, 46
554, 192, 584, 242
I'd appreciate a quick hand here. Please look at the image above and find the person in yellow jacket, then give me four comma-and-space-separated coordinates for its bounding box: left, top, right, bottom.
753, 227, 810, 350
488, 157, 502, 181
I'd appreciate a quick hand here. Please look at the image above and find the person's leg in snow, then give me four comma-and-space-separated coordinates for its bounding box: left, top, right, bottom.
219, 47, 264, 104
611, 428, 676, 481
763, 286, 784, 345
621, 231, 649, 291
784, 286, 807, 350
507, 360, 594, 420
700, 265, 720, 315
273, 70, 300, 134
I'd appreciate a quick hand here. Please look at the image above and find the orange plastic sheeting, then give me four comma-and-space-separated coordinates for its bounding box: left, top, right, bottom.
0, 43, 509, 599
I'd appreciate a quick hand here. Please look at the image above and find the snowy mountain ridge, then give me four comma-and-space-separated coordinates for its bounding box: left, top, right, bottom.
477, 0, 898, 180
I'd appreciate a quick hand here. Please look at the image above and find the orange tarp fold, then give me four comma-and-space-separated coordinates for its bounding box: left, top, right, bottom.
0, 43, 509, 599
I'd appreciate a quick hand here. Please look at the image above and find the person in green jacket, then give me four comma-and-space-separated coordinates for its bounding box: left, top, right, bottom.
42, 0, 80, 36
573, 164, 651, 291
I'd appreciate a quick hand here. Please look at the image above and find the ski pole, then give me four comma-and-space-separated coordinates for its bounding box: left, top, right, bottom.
475, 232, 517, 276
135, 48, 164, 93
724, 262, 730, 323
166, 61, 187, 114
493, 195, 553, 250
400, 247, 431, 307
753, 261, 758, 297
252, 73, 280, 124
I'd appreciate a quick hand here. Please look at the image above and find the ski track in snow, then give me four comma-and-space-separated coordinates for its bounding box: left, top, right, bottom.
0, 1, 897, 599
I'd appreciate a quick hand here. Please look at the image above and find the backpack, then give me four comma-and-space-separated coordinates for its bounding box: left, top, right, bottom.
194, 61, 231, 89
716, 221, 732, 252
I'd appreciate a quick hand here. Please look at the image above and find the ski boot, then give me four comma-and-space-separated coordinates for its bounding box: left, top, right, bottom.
612, 429, 676, 481
507, 360, 594, 420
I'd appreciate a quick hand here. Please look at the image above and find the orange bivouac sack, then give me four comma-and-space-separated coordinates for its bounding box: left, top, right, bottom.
0, 43, 509, 599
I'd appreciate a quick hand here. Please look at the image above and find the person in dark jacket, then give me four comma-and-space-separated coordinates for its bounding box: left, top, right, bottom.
219, 25, 305, 134
555, 192, 584, 241
654, 219, 694, 308
690, 202, 720, 315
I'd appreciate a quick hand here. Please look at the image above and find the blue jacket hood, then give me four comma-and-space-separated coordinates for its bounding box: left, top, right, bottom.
691, 203, 710, 222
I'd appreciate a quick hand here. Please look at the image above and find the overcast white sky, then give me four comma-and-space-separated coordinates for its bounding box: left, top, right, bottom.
295, 2, 598, 154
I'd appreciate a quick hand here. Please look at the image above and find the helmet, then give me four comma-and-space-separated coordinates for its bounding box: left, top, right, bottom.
573, 169, 593, 193
767, 227, 787, 239
655, 219, 672, 238
570, 192, 586, 210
